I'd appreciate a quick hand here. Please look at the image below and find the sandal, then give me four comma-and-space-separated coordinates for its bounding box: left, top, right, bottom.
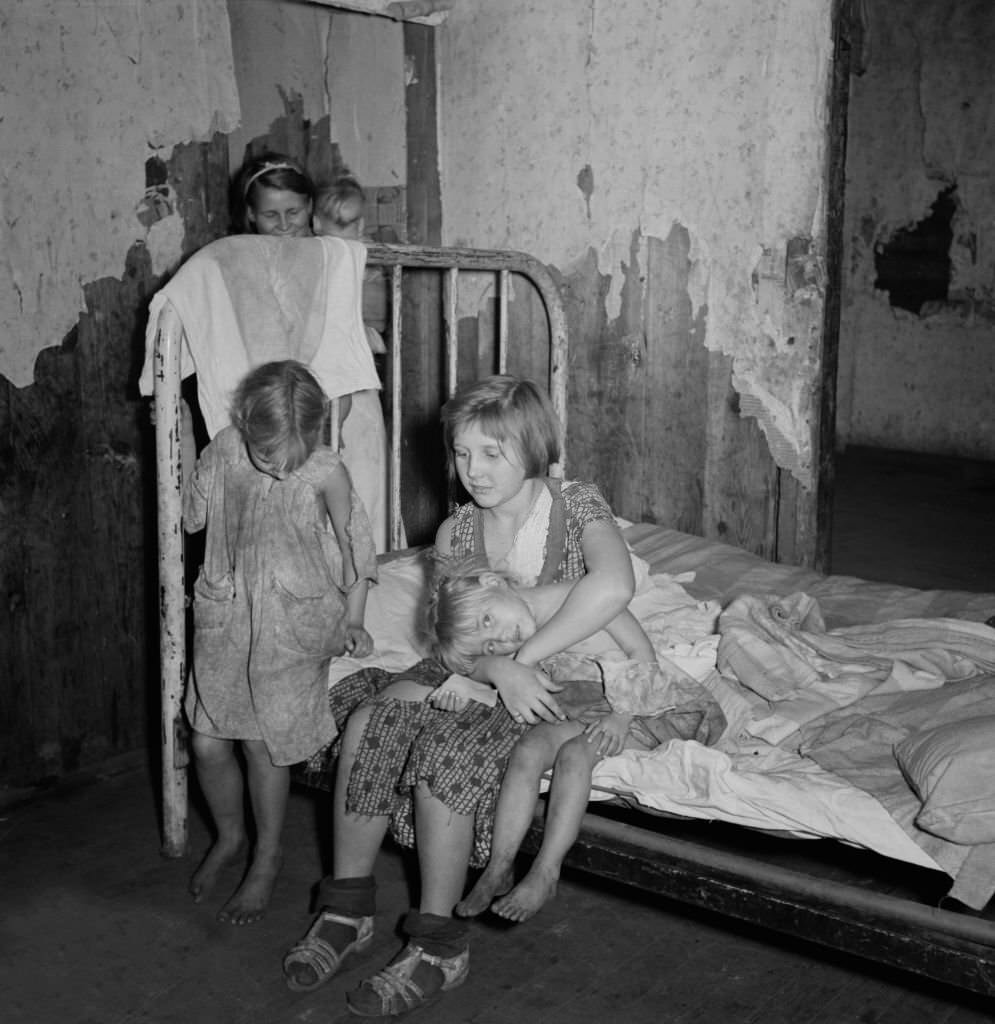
282, 910, 374, 992
346, 942, 469, 1017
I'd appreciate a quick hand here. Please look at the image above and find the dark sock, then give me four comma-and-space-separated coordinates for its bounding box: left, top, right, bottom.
317, 874, 377, 918
402, 909, 468, 958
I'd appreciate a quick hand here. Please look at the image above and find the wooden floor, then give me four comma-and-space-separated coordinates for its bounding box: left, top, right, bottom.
830, 445, 995, 592
2, 446, 994, 1024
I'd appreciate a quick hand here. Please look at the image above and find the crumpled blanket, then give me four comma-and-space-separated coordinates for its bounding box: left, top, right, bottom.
542, 650, 727, 747
717, 592, 995, 704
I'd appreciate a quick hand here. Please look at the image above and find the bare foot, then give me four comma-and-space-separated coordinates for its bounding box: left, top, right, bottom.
188, 836, 247, 904
217, 847, 283, 925
491, 865, 558, 922
455, 863, 515, 918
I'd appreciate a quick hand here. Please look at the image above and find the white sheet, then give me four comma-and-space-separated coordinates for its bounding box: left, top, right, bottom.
326, 546, 943, 874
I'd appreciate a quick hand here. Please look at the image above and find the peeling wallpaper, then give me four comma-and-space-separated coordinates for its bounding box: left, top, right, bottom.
0, 0, 239, 387
436, 0, 834, 484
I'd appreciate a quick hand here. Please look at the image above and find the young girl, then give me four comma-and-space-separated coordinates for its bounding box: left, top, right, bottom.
425, 560, 716, 924
281, 375, 638, 1016
183, 360, 377, 926
237, 151, 315, 238
312, 171, 388, 355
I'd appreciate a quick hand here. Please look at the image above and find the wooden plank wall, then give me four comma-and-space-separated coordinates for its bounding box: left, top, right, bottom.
0, 138, 229, 789
564, 230, 784, 560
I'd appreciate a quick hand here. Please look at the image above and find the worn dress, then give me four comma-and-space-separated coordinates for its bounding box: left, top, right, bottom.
341, 479, 614, 865
184, 426, 377, 766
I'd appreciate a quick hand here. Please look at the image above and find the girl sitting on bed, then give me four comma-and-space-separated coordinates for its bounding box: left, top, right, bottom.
425, 557, 686, 922
183, 360, 377, 926
281, 374, 640, 1016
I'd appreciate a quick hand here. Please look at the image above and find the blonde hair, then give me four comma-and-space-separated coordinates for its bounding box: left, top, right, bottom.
441, 375, 560, 482
426, 554, 516, 674
314, 173, 366, 236
230, 361, 327, 475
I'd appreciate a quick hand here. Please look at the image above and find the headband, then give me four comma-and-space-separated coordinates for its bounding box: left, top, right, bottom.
241, 160, 301, 199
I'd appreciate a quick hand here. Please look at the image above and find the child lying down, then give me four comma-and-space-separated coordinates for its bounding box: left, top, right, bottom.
425, 557, 725, 922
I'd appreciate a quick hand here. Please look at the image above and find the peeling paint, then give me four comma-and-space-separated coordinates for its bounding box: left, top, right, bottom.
1, 0, 239, 387
437, 0, 834, 483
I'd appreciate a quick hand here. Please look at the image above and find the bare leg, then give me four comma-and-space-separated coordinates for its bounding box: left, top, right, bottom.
456, 721, 581, 918
333, 701, 395, 877
188, 732, 249, 904
217, 739, 288, 925
492, 732, 599, 922
414, 781, 475, 917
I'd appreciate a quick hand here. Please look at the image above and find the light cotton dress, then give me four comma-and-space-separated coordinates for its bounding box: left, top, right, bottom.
183, 426, 378, 766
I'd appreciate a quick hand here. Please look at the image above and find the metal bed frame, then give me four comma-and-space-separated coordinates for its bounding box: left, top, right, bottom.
151, 243, 568, 859
151, 241, 995, 1000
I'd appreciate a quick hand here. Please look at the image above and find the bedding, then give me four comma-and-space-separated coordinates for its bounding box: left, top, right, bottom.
322, 522, 995, 910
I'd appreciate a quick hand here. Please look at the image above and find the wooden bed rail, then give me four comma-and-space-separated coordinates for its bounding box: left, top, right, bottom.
153, 242, 570, 857
528, 808, 995, 997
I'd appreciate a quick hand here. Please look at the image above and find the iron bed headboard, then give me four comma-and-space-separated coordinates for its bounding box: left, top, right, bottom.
152, 243, 569, 857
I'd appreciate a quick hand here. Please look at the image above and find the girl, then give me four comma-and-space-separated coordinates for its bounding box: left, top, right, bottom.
312, 171, 389, 355
183, 360, 377, 926
237, 151, 314, 237
425, 560, 711, 924
282, 374, 638, 1016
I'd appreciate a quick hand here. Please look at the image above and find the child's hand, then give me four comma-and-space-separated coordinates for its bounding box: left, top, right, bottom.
584, 713, 632, 758
344, 625, 373, 658
429, 687, 470, 712
429, 674, 495, 711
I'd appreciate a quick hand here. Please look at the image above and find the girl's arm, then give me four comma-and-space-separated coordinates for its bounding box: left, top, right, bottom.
322, 463, 373, 656
602, 608, 656, 664
514, 518, 635, 666
322, 462, 360, 585
435, 516, 564, 722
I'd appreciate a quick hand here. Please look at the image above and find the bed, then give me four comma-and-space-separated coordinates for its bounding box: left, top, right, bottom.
150, 241, 995, 999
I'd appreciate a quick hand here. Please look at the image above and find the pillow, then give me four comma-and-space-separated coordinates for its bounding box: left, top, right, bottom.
895, 715, 995, 844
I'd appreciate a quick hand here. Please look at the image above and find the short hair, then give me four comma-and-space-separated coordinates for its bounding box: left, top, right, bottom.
441, 375, 561, 480
425, 555, 514, 674
237, 152, 315, 231
230, 360, 327, 474
314, 172, 366, 233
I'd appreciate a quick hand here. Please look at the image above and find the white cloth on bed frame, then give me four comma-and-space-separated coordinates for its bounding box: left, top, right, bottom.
139, 234, 392, 551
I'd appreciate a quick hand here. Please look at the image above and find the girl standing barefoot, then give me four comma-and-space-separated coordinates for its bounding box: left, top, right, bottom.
184, 360, 376, 925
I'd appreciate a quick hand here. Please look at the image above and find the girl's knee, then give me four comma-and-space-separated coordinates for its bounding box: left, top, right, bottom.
191, 731, 233, 765
556, 733, 600, 771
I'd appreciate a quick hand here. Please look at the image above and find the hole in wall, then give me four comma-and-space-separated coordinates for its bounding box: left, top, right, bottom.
873, 185, 957, 314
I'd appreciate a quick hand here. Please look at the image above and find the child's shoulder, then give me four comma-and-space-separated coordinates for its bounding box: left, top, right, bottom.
203, 425, 244, 460
295, 444, 344, 484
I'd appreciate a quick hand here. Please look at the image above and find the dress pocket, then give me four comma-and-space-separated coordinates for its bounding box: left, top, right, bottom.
192, 572, 235, 632
272, 576, 344, 656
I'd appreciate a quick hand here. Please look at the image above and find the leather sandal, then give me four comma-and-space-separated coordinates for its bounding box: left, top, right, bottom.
282, 910, 374, 992
346, 942, 469, 1017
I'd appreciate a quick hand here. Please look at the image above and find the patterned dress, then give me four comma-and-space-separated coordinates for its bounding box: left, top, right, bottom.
183, 426, 377, 766
342, 479, 615, 866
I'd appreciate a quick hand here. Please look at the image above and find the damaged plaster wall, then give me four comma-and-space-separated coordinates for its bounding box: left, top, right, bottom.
436, 0, 834, 486
227, 1, 405, 191
0, 0, 239, 387
837, 0, 995, 460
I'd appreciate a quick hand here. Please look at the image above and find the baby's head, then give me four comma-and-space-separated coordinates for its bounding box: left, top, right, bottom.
230, 360, 327, 479
426, 556, 537, 674
441, 375, 561, 483
313, 173, 366, 239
